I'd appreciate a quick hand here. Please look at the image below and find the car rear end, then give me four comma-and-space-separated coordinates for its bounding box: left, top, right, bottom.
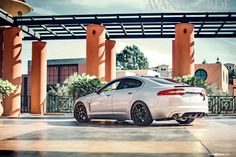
156, 86, 208, 120
142, 77, 208, 120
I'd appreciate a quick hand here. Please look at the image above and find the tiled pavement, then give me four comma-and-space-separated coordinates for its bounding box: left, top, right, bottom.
0, 116, 236, 157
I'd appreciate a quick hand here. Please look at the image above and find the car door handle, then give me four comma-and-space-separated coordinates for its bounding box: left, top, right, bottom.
128, 91, 133, 95
106, 94, 111, 97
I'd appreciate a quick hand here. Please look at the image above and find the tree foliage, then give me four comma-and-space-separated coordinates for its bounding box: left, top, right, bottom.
116, 45, 149, 70
48, 73, 104, 100
0, 79, 16, 100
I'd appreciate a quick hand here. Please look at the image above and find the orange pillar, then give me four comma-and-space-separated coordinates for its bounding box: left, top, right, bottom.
174, 23, 195, 77
105, 40, 116, 82
172, 40, 175, 79
86, 24, 106, 81
2, 27, 22, 117
31, 42, 47, 114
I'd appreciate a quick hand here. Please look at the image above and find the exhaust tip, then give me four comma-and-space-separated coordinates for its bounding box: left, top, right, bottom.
172, 113, 180, 120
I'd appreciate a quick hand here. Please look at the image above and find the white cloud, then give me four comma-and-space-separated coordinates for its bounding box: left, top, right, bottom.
70, 0, 145, 9
32, 7, 57, 15
218, 38, 236, 47
46, 40, 86, 59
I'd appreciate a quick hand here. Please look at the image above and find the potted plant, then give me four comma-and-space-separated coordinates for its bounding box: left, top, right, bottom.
0, 79, 16, 116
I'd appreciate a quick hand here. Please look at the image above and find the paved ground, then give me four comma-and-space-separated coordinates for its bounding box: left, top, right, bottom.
0, 115, 236, 157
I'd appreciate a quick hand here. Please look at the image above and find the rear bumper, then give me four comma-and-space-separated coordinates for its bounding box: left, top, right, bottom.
167, 105, 209, 118
149, 96, 209, 120
172, 112, 206, 119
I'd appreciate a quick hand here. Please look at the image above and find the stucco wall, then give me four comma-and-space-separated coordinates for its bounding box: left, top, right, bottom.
233, 79, 236, 96
195, 64, 229, 93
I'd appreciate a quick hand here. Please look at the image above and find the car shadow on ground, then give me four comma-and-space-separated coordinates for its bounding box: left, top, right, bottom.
48, 120, 192, 128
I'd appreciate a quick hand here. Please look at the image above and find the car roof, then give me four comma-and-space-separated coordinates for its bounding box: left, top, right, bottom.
108, 75, 181, 87
113, 75, 160, 84
115, 75, 147, 80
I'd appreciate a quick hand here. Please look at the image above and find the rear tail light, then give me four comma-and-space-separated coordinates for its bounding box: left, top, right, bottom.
157, 88, 185, 96
201, 90, 206, 97
200, 90, 206, 101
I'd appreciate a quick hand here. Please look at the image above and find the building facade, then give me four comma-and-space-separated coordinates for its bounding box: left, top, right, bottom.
229, 79, 236, 96
150, 64, 170, 78
233, 79, 236, 96
195, 63, 229, 94
224, 63, 235, 71
27, 58, 86, 88
21, 58, 86, 112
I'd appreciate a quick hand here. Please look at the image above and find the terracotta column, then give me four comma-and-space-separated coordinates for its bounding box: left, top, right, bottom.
2, 27, 22, 117
31, 42, 47, 114
174, 23, 195, 77
105, 40, 116, 82
86, 24, 106, 81
172, 40, 175, 79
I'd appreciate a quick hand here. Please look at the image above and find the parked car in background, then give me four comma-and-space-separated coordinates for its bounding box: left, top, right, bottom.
74, 76, 208, 126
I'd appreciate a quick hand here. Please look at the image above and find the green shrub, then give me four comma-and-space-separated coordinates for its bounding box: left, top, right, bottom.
174, 75, 229, 96
205, 84, 229, 96
49, 73, 104, 100
48, 84, 63, 97
174, 75, 207, 88
0, 79, 16, 100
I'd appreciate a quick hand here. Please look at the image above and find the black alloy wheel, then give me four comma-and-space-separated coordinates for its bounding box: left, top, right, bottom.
131, 101, 153, 126
74, 103, 90, 123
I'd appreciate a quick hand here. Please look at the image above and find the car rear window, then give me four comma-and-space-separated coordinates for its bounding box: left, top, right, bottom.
149, 78, 180, 85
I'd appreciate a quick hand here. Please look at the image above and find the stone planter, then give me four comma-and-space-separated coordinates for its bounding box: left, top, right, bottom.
0, 100, 3, 116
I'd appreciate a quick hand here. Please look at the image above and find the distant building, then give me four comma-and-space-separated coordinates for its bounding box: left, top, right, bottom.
28, 58, 86, 87
195, 63, 229, 94
233, 79, 236, 96
224, 63, 235, 71
229, 79, 236, 96
150, 64, 170, 78
21, 58, 86, 112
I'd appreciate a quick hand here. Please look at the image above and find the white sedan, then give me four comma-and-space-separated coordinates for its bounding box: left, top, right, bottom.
74, 76, 208, 126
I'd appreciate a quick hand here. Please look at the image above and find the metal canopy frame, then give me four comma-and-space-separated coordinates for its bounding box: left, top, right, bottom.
1, 9, 236, 40
0, 9, 40, 40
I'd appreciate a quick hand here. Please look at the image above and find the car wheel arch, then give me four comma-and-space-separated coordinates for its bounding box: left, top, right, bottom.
74, 101, 91, 116
129, 100, 153, 119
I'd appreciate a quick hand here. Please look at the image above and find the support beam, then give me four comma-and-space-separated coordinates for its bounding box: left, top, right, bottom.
61, 24, 75, 36
2, 27, 22, 117
31, 41, 47, 114
105, 40, 116, 82
86, 24, 106, 80
0, 8, 14, 26
173, 23, 195, 77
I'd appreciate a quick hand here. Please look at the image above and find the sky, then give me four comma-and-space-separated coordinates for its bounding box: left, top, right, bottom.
21, 0, 236, 74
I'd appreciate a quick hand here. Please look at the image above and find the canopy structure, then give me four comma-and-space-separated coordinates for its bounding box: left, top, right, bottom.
1, 9, 236, 40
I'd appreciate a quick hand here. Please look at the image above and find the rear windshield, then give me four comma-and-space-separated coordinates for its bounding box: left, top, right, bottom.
147, 78, 181, 85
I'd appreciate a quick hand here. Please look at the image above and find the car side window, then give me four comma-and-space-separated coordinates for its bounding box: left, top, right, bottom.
101, 80, 121, 92
118, 78, 142, 89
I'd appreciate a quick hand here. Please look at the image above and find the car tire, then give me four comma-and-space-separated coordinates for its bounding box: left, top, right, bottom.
176, 118, 194, 125
74, 102, 91, 123
131, 101, 153, 126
